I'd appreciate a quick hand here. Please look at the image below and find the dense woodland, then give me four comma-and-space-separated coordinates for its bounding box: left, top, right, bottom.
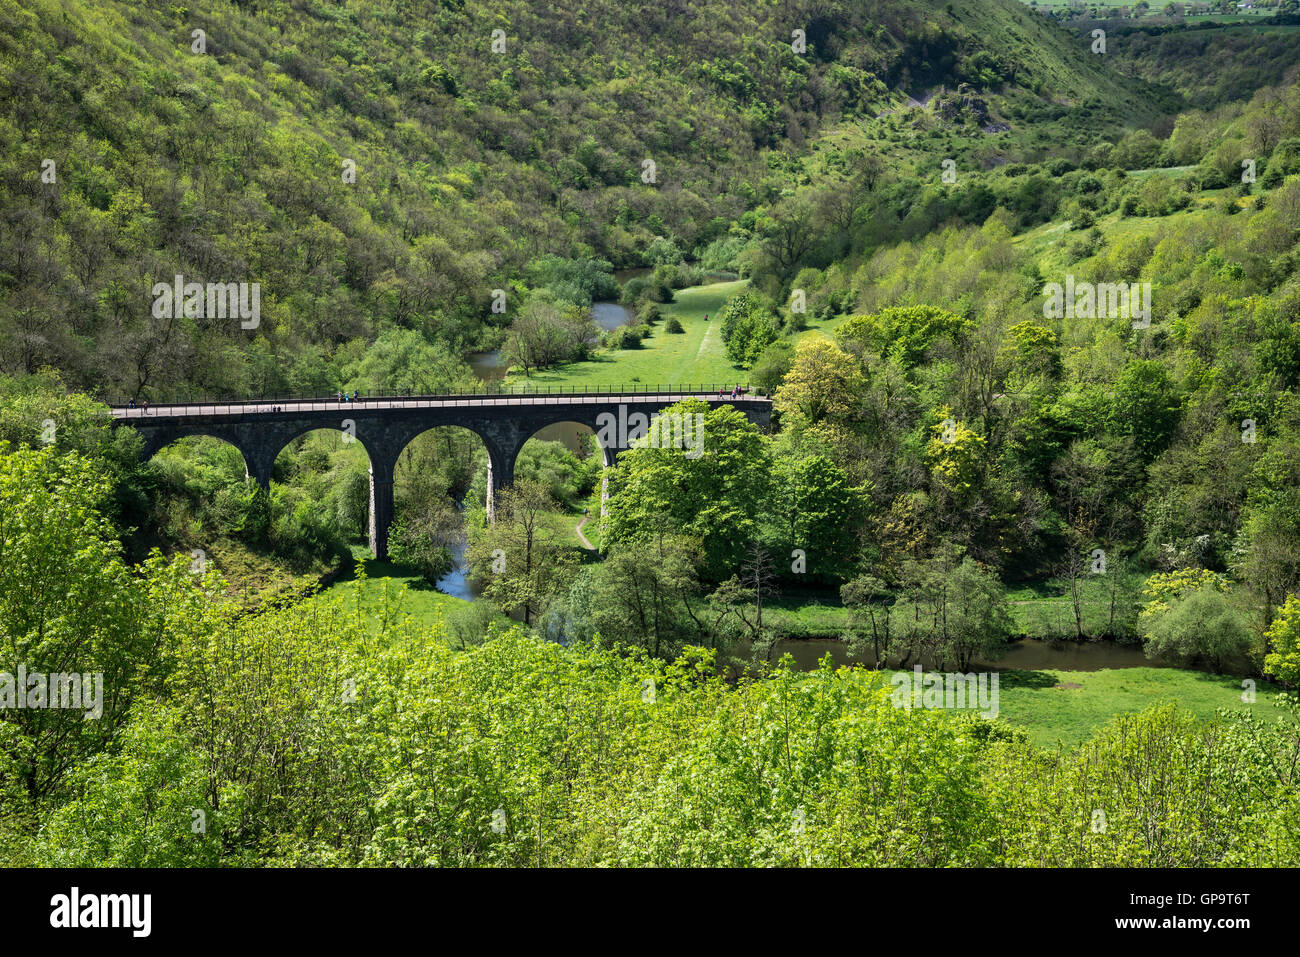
3, 0, 1300, 866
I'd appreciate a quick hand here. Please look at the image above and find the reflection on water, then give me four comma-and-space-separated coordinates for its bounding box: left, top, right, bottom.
613, 267, 653, 284
738, 636, 1167, 673
466, 301, 633, 382
435, 538, 475, 600
467, 351, 506, 381
532, 421, 594, 455
592, 301, 633, 332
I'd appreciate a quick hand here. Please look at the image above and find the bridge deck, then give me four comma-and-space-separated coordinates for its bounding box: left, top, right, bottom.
109, 392, 768, 419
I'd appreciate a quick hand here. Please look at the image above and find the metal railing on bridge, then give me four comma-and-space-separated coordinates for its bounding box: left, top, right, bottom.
108, 383, 769, 416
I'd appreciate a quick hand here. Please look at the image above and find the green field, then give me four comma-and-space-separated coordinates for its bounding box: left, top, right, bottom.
505, 281, 749, 388
319, 547, 468, 634
503, 280, 847, 390
988, 666, 1295, 748
317, 508, 595, 633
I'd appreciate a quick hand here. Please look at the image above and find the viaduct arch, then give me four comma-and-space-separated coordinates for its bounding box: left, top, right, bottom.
112, 391, 772, 560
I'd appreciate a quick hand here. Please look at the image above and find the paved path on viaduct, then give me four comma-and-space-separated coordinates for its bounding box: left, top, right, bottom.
110, 390, 772, 559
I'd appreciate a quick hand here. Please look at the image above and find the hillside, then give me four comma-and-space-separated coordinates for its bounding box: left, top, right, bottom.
0, 0, 1159, 400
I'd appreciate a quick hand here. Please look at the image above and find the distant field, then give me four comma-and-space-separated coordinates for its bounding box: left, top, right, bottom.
506, 281, 749, 389
988, 666, 1295, 748
319, 547, 468, 634
504, 279, 850, 390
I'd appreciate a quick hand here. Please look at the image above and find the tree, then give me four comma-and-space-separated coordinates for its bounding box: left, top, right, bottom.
1110, 360, 1180, 462
836, 306, 973, 369
468, 479, 576, 625
588, 532, 708, 659
1142, 583, 1255, 672
1235, 503, 1300, 624
1264, 595, 1300, 687
603, 400, 772, 582
501, 299, 599, 375
343, 328, 476, 396
388, 497, 461, 585
0, 445, 209, 800
717, 292, 780, 367
760, 191, 821, 276
709, 540, 782, 661
773, 337, 865, 428
771, 455, 867, 583
842, 575, 893, 668
893, 545, 1014, 671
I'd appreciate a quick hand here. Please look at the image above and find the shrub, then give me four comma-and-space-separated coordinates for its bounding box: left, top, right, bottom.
605, 326, 643, 350
1141, 583, 1256, 672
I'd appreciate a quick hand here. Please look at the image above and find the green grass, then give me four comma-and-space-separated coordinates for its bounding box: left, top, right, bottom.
766, 597, 850, 637
541, 508, 601, 554
506, 280, 750, 388
984, 667, 1295, 749
319, 546, 468, 634
505, 278, 854, 390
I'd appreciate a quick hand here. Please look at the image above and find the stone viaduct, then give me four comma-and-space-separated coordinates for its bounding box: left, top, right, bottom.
110, 390, 772, 559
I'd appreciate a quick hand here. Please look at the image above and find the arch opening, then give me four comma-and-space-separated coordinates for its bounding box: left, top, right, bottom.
390, 425, 493, 598
138, 434, 264, 579
267, 427, 375, 571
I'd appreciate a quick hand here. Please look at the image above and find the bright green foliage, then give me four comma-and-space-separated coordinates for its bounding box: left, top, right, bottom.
773, 337, 865, 427
525, 256, 619, 307
1138, 568, 1231, 621
925, 409, 987, 499
892, 546, 1016, 670
6, 446, 1299, 868
983, 704, 1300, 867
717, 293, 781, 366
1264, 594, 1300, 686
770, 455, 867, 583
0, 445, 210, 800
40, 702, 228, 867
836, 306, 973, 368
603, 400, 772, 581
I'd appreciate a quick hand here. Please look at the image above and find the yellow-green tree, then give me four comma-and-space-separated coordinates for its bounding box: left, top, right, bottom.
1265, 594, 1300, 686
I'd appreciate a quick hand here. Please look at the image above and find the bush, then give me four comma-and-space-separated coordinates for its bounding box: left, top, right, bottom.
620, 276, 647, 304
605, 326, 643, 350
1141, 583, 1256, 672
750, 339, 794, 392
665, 317, 684, 333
